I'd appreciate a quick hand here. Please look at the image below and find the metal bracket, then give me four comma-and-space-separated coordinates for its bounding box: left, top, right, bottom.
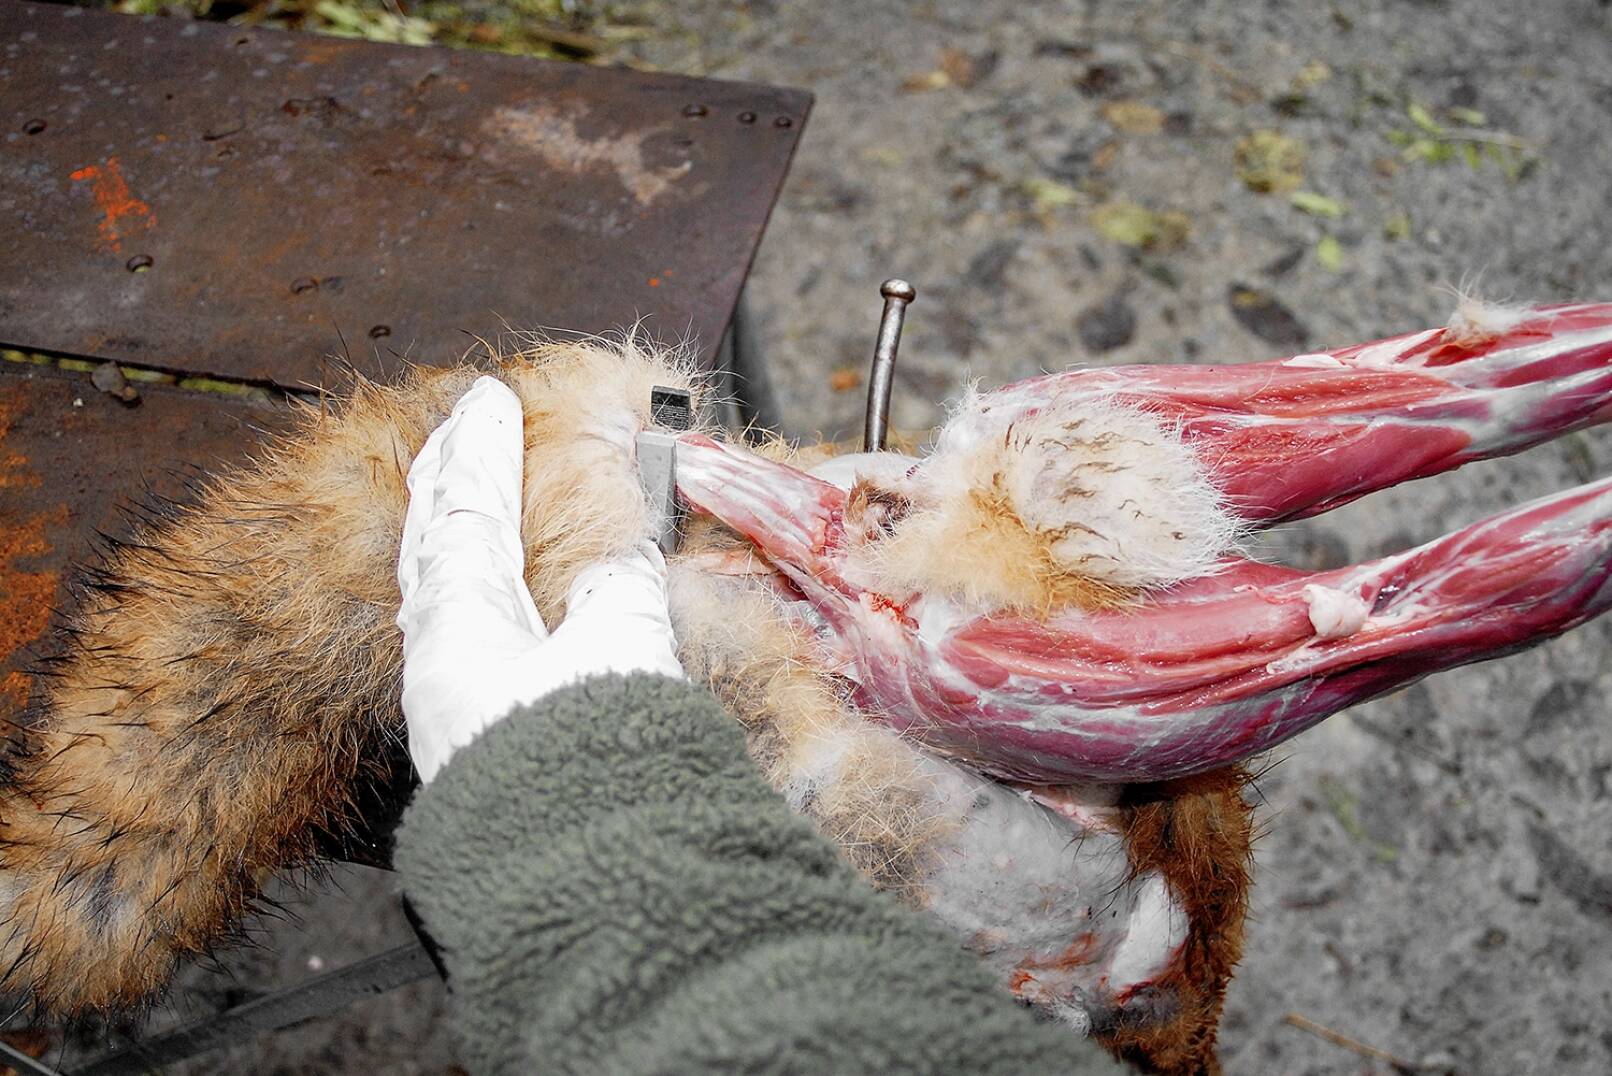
637, 386, 694, 554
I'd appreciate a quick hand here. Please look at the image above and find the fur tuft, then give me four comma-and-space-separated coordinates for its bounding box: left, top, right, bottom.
1443, 282, 1540, 347
843, 390, 1242, 614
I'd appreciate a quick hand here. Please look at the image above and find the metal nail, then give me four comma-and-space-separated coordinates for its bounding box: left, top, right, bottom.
864, 278, 917, 452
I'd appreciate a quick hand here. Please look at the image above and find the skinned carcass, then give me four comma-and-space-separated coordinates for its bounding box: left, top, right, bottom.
3, 300, 1610, 1075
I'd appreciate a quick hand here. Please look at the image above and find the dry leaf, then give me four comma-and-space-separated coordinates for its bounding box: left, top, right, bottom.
1291, 60, 1332, 92
829, 368, 864, 392
901, 69, 950, 93
939, 47, 981, 88
860, 147, 906, 167
1090, 201, 1191, 250
1022, 177, 1083, 213
1235, 130, 1306, 193
1100, 100, 1165, 135
1316, 234, 1344, 271
91, 361, 140, 405
1289, 190, 1346, 219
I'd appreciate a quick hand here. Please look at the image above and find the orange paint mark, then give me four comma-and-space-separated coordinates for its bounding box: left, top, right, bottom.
0, 569, 57, 661
0, 452, 40, 491
828, 368, 862, 393
0, 395, 63, 712
647, 277, 661, 288
0, 507, 66, 713
69, 156, 156, 254
0, 400, 34, 491
0, 519, 51, 565
299, 41, 348, 65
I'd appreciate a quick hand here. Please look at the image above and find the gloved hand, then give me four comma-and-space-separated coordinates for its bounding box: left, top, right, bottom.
396, 376, 685, 784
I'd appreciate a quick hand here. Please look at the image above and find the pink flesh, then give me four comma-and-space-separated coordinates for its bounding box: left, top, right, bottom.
987, 302, 1612, 522
672, 305, 1612, 783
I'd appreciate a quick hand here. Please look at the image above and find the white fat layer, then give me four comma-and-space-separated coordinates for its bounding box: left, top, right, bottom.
808, 451, 920, 491
1106, 872, 1189, 990
1348, 328, 1444, 369
912, 593, 974, 649
921, 390, 1243, 588
1282, 352, 1345, 368
1302, 583, 1371, 639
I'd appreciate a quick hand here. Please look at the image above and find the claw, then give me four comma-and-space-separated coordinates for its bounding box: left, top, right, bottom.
992, 301, 1612, 522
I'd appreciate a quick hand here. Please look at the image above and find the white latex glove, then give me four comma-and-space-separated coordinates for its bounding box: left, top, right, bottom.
396, 376, 685, 785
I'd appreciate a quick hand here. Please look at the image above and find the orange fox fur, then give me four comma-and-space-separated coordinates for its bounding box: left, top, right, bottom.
3, 343, 1250, 1075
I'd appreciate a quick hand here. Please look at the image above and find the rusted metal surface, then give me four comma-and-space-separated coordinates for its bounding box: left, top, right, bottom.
0, 1, 810, 387
0, 362, 292, 718
0, 360, 418, 866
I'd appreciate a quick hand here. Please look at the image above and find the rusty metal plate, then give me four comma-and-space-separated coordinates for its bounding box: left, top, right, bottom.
0, 363, 292, 717
0, 2, 810, 387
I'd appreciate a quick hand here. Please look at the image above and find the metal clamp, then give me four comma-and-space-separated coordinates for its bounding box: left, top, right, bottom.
637, 386, 695, 554
864, 279, 917, 452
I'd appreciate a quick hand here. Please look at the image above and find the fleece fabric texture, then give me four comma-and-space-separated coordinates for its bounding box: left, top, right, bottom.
395, 673, 1127, 1075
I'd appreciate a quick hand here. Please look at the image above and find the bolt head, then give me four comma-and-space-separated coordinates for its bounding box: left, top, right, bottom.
880, 278, 917, 303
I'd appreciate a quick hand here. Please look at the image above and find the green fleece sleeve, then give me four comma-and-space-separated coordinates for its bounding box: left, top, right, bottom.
394, 672, 1127, 1075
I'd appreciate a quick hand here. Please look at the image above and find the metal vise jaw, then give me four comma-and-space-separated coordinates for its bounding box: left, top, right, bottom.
636, 386, 694, 554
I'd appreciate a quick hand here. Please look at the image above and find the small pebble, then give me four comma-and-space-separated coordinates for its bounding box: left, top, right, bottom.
1076, 293, 1137, 352
1227, 284, 1310, 348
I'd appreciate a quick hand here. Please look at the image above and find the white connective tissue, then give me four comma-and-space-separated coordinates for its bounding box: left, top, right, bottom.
1302, 583, 1370, 639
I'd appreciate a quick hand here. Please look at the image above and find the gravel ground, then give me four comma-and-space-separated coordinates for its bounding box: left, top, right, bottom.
49, 2, 1612, 1074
